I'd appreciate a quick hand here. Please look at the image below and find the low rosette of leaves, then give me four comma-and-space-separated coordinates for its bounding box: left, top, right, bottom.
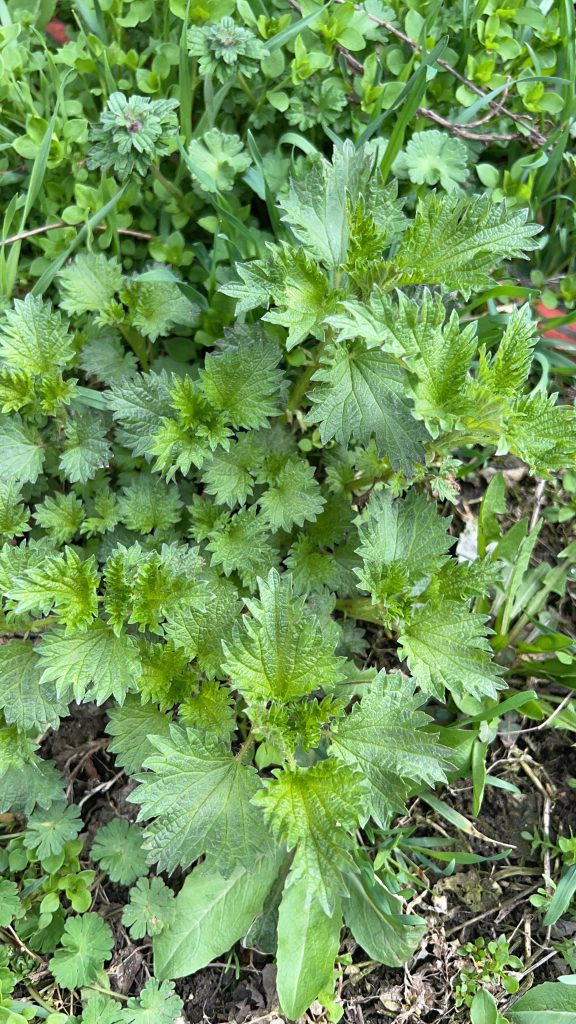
87, 92, 180, 179
0, 143, 575, 1020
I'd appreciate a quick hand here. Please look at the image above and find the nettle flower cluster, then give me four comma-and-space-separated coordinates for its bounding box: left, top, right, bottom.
1, 146, 575, 1019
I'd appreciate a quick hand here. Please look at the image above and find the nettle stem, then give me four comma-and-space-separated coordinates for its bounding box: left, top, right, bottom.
119, 323, 151, 371
150, 164, 194, 217
235, 731, 255, 762
335, 597, 390, 626
288, 339, 327, 412
0, 617, 57, 636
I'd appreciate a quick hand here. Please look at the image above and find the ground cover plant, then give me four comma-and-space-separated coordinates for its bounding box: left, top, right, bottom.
1, 2, 576, 1023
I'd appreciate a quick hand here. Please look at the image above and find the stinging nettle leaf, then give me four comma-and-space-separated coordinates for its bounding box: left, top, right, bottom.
0, 414, 45, 484
0, 640, 67, 733
131, 725, 273, 874
200, 332, 285, 429
106, 696, 173, 776
307, 344, 428, 474
38, 620, 139, 705
223, 569, 344, 704
399, 599, 505, 710
253, 758, 368, 914
355, 490, 453, 612
388, 191, 541, 297
330, 671, 451, 824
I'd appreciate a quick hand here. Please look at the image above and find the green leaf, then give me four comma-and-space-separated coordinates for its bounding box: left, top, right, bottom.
0, 294, 73, 374
122, 979, 183, 1024
59, 412, 112, 483
24, 801, 82, 860
79, 332, 138, 385
307, 344, 427, 474
506, 392, 576, 475
0, 640, 67, 732
0, 753, 65, 816
377, 289, 478, 424
507, 981, 576, 1022
355, 490, 453, 612
123, 877, 175, 939
8, 548, 99, 630
396, 129, 469, 191
122, 276, 197, 342
206, 506, 276, 587
253, 759, 367, 914
343, 865, 426, 966
278, 141, 364, 266
38, 621, 139, 705
163, 578, 241, 678
478, 472, 506, 557
222, 246, 333, 350
477, 304, 537, 397
132, 725, 272, 873
91, 819, 148, 885
470, 989, 502, 1024
222, 569, 343, 704
0, 480, 29, 539
34, 493, 84, 545
51, 914, 114, 989
200, 331, 285, 429
87, 92, 180, 180
0, 414, 45, 484
330, 671, 450, 824
154, 855, 281, 979
106, 696, 173, 776
0, 880, 22, 927
58, 253, 123, 317
107, 371, 171, 457
117, 474, 183, 534
258, 458, 325, 531
186, 128, 251, 192
390, 192, 541, 297
276, 877, 342, 1020
399, 599, 504, 709
543, 864, 576, 925
81, 996, 126, 1024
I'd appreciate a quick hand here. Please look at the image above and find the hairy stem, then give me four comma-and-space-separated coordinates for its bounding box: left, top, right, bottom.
150, 164, 194, 217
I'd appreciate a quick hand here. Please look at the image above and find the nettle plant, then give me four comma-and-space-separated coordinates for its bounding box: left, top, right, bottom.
1, 144, 576, 1020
